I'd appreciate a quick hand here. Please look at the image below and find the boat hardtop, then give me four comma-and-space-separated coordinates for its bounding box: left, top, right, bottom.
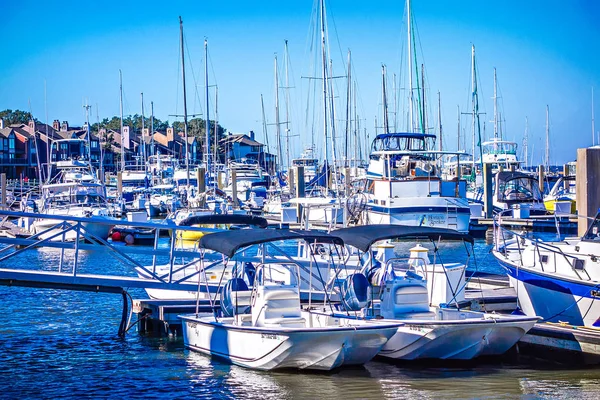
197, 228, 344, 258
332, 224, 474, 252
176, 214, 269, 228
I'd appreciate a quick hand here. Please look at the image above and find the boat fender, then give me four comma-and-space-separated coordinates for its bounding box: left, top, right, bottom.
124, 234, 135, 245
111, 231, 122, 242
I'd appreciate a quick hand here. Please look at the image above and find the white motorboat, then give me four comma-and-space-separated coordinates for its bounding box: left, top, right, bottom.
179, 229, 401, 370
25, 139, 116, 241
492, 213, 600, 328
331, 224, 539, 360
362, 133, 471, 232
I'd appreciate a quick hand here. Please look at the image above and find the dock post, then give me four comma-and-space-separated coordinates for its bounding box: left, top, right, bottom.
288, 168, 295, 196
0, 173, 5, 209
345, 167, 351, 193
483, 163, 493, 218
576, 148, 600, 236
231, 169, 238, 209
197, 167, 205, 193
296, 166, 305, 223
217, 171, 223, 190
538, 165, 545, 194
117, 171, 123, 198
563, 164, 569, 176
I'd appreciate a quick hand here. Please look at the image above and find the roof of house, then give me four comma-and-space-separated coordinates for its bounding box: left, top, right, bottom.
221, 133, 263, 147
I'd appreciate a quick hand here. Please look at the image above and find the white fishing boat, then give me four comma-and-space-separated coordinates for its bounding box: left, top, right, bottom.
331, 224, 539, 360
179, 229, 401, 370
145, 184, 182, 217
26, 139, 116, 241
492, 213, 600, 328
361, 1, 469, 232
363, 133, 471, 232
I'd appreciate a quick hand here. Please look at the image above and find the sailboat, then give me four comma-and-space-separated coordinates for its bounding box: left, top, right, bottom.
362, 0, 471, 232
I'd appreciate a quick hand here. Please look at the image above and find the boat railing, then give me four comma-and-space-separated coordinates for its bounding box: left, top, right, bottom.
493, 211, 593, 280
0, 209, 224, 293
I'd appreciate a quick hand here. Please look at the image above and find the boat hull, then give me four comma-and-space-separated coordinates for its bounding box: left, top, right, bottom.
496, 255, 600, 327
180, 314, 398, 370
380, 314, 538, 360
365, 203, 471, 233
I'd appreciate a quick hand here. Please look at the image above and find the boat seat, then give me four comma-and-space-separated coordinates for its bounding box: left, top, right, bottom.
381, 280, 430, 319
252, 285, 304, 327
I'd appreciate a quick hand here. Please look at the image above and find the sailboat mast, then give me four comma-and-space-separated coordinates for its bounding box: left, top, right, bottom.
97, 104, 104, 183
150, 101, 154, 158
407, 0, 413, 132
204, 38, 211, 178
44, 80, 50, 182
593, 87, 596, 146
260, 94, 271, 174
470, 46, 476, 167
214, 86, 219, 169
320, 0, 329, 163
457, 105, 460, 152
179, 16, 190, 187
119, 69, 124, 172
141, 92, 145, 165
493, 68, 498, 139
382, 64, 389, 134
274, 55, 282, 173
524, 116, 529, 167
437, 91, 442, 151
345, 49, 351, 167
393, 73, 397, 132
284, 40, 291, 172
545, 105, 550, 169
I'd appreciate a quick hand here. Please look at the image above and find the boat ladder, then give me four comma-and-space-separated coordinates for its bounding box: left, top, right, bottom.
446, 202, 459, 230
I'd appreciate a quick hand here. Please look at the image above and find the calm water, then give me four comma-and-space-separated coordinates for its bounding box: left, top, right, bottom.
1, 238, 600, 399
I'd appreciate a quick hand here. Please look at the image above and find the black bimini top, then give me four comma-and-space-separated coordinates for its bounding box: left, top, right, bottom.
332, 225, 474, 252
198, 229, 344, 258
177, 214, 269, 228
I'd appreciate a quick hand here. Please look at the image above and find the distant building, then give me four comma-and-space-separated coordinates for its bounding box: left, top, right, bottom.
220, 131, 275, 171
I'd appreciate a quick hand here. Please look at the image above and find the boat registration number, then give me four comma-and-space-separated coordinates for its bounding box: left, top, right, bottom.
261, 333, 280, 340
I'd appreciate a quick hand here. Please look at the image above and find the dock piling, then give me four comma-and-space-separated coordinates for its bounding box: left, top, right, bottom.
483, 164, 493, 218
0, 173, 5, 209
576, 148, 600, 236
538, 165, 545, 194
231, 169, 238, 209
197, 167, 206, 193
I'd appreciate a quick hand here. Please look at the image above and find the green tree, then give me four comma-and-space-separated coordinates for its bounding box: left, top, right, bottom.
0, 109, 36, 125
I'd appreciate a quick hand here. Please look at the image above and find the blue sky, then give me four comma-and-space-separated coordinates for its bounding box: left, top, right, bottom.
1, 0, 599, 165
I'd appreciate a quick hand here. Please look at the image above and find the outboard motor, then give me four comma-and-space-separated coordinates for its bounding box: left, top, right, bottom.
220, 278, 251, 317
340, 273, 369, 311
244, 262, 256, 285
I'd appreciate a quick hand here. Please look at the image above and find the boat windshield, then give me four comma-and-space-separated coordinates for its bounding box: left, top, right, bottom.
255, 263, 300, 287
498, 177, 543, 202
372, 135, 428, 152
483, 141, 517, 155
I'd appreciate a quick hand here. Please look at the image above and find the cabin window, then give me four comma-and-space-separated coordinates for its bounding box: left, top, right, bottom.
8, 137, 15, 150
381, 200, 386, 206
